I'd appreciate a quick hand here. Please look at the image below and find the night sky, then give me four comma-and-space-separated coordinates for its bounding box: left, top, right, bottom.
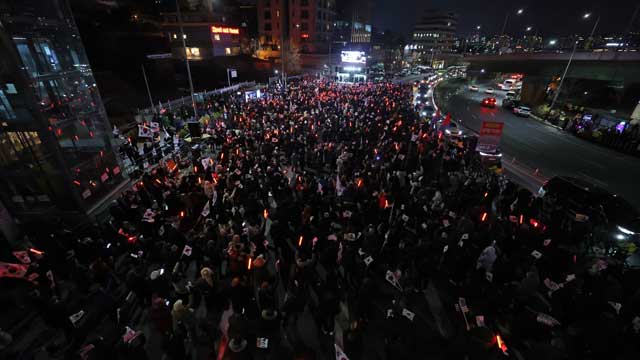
373, 0, 640, 38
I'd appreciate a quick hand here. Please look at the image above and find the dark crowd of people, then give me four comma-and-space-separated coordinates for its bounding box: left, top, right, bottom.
2, 77, 640, 360
561, 113, 640, 156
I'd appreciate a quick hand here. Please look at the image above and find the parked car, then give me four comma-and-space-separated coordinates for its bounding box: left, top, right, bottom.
539, 176, 640, 248
469, 85, 479, 91
481, 97, 497, 108
502, 98, 519, 109
513, 105, 531, 117
485, 87, 495, 94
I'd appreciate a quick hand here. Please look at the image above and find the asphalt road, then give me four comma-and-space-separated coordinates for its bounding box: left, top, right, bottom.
444, 83, 640, 208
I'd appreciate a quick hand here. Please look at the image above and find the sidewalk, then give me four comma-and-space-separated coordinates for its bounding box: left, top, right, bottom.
529, 113, 564, 131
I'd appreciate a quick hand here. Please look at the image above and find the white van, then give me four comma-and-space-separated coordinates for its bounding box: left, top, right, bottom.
505, 91, 517, 100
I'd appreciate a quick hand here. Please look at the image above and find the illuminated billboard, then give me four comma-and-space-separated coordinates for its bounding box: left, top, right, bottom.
211, 26, 240, 35
341, 51, 366, 64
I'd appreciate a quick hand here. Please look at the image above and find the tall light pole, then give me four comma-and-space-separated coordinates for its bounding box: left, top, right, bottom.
549, 12, 597, 112
549, 39, 578, 112
500, 8, 524, 52
141, 64, 155, 114
501, 8, 524, 35
175, 0, 197, 118
583, 12, 601, 50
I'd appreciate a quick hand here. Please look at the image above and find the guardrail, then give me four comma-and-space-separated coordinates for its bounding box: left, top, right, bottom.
139, 81, 257, 114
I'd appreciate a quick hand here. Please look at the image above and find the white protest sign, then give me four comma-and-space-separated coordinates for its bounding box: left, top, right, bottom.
201, 201, 210, 217
385, 270, 403, 291
256, 338, 269, 349
69, 310, 85, 327
402, 308, 415, 321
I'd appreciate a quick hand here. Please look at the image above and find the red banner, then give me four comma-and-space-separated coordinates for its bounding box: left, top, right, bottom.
476, 121, 504, 153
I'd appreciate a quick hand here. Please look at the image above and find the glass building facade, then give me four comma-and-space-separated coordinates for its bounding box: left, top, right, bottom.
0, 0, 124, 221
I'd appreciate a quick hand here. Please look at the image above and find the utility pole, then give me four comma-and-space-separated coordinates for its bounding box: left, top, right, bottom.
549, 40, 578, 111
586, 15, 601, 50
280, 2, 286, 89
141, 64, 155, 114
175, 0, 197, 118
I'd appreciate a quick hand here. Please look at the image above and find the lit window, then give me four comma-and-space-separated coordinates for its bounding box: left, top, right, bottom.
0, 90, 16, 120
187, 47, 200, 57
173, 33, 177, 39
214, 34, 220, 41
225, 47, 231, 55
183, 34, 187, 39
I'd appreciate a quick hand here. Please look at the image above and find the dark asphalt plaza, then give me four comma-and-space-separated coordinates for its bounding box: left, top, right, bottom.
442, 83, 640, 208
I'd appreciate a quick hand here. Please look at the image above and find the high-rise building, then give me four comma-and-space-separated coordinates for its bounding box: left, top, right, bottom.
334, 0, 373, 44
256, 0, 286, 58
256, 0, 336, 56
411, 9, 457, 55
162, 11, 245, 59
0, 0, 125, 230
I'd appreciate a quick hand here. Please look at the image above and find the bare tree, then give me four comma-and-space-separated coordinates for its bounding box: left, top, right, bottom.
283, 43, 301, 74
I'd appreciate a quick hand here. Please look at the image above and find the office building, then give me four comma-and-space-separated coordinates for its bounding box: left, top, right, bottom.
334, 0, 373, 44
411, 9, 457, 56
162, 11, 244, 59
257, 0, 336, 56
0, 0, 124, 231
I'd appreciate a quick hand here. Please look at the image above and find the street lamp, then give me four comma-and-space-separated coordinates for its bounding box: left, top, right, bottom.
175, 0, 197, 117
476, 25, 481, 30
583, 12, 601, 49
526, 26, 532, 32
550, 12, 599, 112
500, 7, 525, 52
502, 8, 524, 34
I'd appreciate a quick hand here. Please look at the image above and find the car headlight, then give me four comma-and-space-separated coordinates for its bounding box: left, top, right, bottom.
445, 129, 451, 134
479, 151, 502, 157
617, 225, 635, 235
421, 111, 426, 116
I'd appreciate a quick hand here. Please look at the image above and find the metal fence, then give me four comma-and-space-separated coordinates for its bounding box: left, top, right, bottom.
139, 81, 257, 115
